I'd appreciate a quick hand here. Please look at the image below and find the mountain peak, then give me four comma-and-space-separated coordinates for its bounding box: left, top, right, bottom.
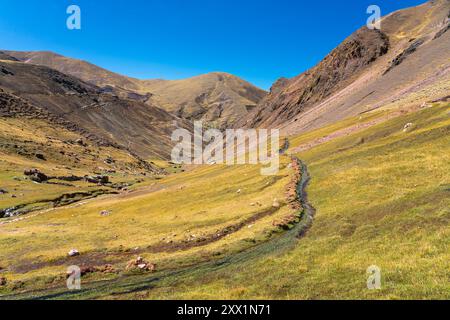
4, 50, 266, 128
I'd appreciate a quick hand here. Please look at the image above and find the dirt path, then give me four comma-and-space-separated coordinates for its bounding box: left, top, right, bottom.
1, 157, 316, 300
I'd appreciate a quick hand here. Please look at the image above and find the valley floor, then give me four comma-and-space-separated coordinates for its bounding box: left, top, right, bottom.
0, 102, 449, 300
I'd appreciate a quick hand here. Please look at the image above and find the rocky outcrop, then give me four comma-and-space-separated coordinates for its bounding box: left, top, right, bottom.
24, 169, 49, 183
238, 0, 450, 133
384, 39, 424, 74
238, 28, 389, 128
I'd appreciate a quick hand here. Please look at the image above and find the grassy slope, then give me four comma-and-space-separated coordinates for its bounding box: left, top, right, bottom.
132, 103, 448, 300
0, 119, 128, 209
0, 117, 169, 283
1, 103, 448, 299
0, 146, 293, 289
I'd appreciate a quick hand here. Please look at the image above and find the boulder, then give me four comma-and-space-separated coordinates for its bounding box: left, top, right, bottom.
0, 188, 8, 194
68, 249, 80, 257
24, 169, 49, 183
104, 157, 115, 164
85, 175, 109, 184
100, 210, 111, 216
272, 199, 281, 208
35, 153, 46, 161
126, 256, 156, 272
403, 123, 414, 132
0, 277, 7, 286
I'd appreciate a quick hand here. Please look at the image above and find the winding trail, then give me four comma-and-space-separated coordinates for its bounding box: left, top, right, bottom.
1, 158, 316, 300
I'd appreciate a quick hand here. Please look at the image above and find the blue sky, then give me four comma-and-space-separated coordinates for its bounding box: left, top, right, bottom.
0, 0, 427, 90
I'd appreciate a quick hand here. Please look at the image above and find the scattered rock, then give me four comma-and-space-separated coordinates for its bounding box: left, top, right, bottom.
78, 266, 96, 276
104, 156, 115, 165
100, 210, 111, 217
67, 264, 115, 278
55, 175, 84, 182
420, 102, 431, 109
126, 257, 156, 272
75, 138, 87, 146
35, 153, 46, 161
24, 169, 49, 183
85, 175, 109, 184
68, 249, 80, 257
96, 264, 115, 274
272, 214, 299, 230
272, 199, 280, 208
403, 123, 414, 132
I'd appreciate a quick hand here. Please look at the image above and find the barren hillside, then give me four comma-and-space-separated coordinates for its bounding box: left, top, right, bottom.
0, 59, 189, 159
237, 0, 450, 135
5, 51, 266, 128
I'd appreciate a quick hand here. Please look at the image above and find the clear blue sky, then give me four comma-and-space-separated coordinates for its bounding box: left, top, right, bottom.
0, 0, 427, 90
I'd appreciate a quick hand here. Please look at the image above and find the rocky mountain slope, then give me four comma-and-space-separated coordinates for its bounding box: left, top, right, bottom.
4, 51, 266, 128
0, 59, 189, 159
237, 0, 450, 134
141, 72, 266, 128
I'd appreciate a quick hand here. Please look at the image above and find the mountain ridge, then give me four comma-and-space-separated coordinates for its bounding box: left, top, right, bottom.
236, 0, 450, 135
3, 50, 267, 128
0, 59, 190, 159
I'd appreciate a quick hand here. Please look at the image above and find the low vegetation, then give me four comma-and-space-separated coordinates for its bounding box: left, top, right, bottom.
0, 102, 448, 299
